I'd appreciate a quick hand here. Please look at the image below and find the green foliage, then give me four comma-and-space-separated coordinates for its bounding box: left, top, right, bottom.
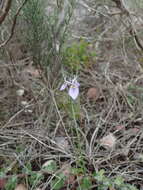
77, 176, 92, 190
28, 172, 43, 188
94, 169, 105, 182
22, 162, 44, 188
71, 158, 87, 176
49, 160, 138, 190
71, 167, 85, 175
114, 176, 124, 186
63, 40, 96, 72
50, 167, 137, 190
58, 92, 81, 119
0, 162, 139, 190
0, 168, 6, 178
5, 176, 17, 190
15, 145, 25, 154
22, 0, 48, 66
21, 0, 64, 81
51, 173, 66, 190
93, 170, 138, 190
42, 160, 57, 174
21, 0, 74, 80
22, 162, 32, 174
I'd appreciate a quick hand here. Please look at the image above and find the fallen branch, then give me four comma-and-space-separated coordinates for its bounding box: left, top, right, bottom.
0, 0, 28, 48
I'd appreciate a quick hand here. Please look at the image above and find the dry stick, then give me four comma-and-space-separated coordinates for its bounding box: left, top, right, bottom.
0, 0, 12, 25
130, 28, 143, 52
112, 0, 143, 52
0, 0, 28, 48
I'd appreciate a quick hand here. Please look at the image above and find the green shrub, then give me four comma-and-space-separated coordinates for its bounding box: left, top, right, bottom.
63, 40, 96, 73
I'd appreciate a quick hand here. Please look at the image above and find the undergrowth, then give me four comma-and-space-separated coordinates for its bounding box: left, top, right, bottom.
0, 163, 138, 190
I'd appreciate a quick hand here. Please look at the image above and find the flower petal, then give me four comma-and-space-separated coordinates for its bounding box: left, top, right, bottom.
75, 81, 80, 87
60, 82, 68, 91
68, 86, 79, 100
72, 79, 80, 87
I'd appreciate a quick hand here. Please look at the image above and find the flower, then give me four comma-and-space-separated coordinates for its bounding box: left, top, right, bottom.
60, 77, 80, 100
68, 78, 80, 100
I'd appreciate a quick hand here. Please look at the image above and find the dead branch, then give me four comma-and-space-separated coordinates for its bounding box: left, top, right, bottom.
0, 0, 12, 25
129, 28, 143, 52
0, 0, 28, 48
111, 0, 143, 52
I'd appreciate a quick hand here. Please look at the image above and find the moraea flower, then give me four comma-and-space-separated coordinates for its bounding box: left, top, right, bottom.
60, 77, 80, 100
68, 78, 80, 100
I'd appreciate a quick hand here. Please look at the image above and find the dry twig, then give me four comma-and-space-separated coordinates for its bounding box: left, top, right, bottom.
0, 0, 28, 48
0, 0, 12, 25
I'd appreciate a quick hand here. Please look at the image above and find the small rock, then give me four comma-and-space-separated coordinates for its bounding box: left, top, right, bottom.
16, 89, 25, 96
55, 137, 69, 151
21, 101, 28, 106
15, 184, 27, 190
87, 87, 100, 100
100, 133, 116, 148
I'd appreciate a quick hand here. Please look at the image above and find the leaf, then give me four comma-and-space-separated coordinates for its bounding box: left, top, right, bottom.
77, 177, 92, 190
100, 133, 116, 148
22, 162, 32, 174
28, 172, 43, 187
51, 173, 66, 190
42, 160, 57, 173
94, 169, 105, 182
114, 176, 124, 186
5, 176, 17, 190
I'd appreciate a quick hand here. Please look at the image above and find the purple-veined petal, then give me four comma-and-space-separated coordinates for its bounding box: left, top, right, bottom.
68, 86, 79, 100
74, 81, 80, 87
60, 82, 68, 91
72, 78, 80, 87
